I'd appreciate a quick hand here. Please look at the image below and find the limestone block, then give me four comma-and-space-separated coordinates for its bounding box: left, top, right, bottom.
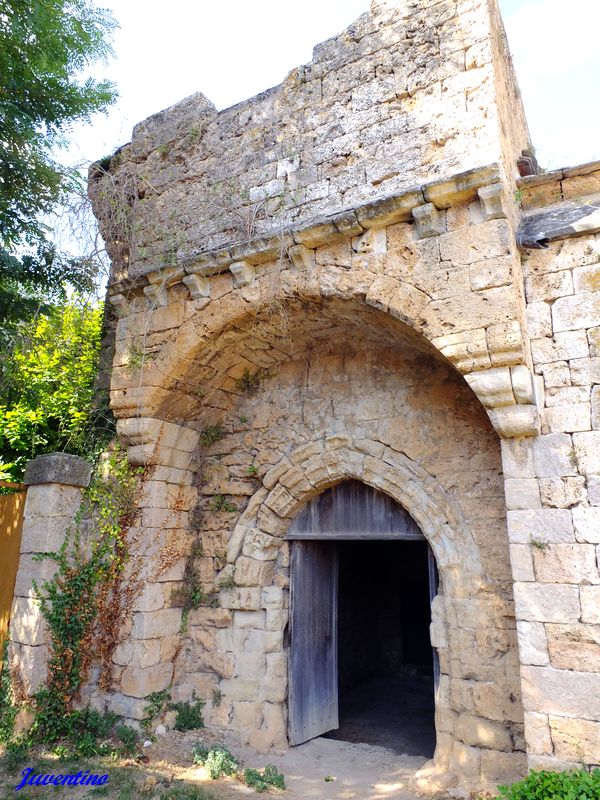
532, 543, 599, 584
455, 713, 512, 752
510, 365, 534, 405
24, 484, 84, 517
530, 331, 589, 365
550, 716, 600, 763
507, 509, 574, 544
573, 507, 600, 543
525, 270, 573, 303
477, 183, 506, 222
112, 639, 162, 668
439, 219, 510, 266
523, 711, 552, 755
486, 320, 524, 367
234, 557, 274, 587
504, 479, 541, 510
537, 361, 571, 388
243, 628, 282, 653
24, 453, 92, 488
581, 587, 600, 624
573, 431, 600, 475
528, 755, 582, 772
532, 434, 578, 479
553, 292, 600, 332
351, 228, 386, 254
431, 327, 491, 372
451, 741, 481, 778
516, 620, 549, 666
261, 586, 284, 609
229, 261, 255, 288
500, 439, 535, 479
480, 751, 527, 786
547, 623, 600, 671
233, 611, 265, 630
592, 386, 600, 430
526, 302, 552, 339
487, 406, 540, 438
544, 386, 591, 407
573, 262, 600, 293
233, 653, 265, 680
13, 554, 57, 598
182, 273, 210, 299
107, 692, 147, 721
412, 203, 445, 239
121, 662, 174, 698
241, 529, 280, 561
133, 583, 166, 613
544, 404, 591, 434
219, 587, 261, 610
9, 597, 46, 646
132, 609, 182, 639
539, 477, 586, 508
571, 357, 600, 386
473, 683, 523, 723
9, 642, 47, 695
20, 516, 76, 554
468, 255, 512, 291
219, 679, 259, 702
522, 665, 600, 721
509, 544, 535, 582
465, 367, 514, 408
513, 583, 580, 623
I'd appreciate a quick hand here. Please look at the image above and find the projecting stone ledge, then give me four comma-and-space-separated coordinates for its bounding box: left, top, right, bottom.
24, 453, 92, 488
517, 192, 600, 250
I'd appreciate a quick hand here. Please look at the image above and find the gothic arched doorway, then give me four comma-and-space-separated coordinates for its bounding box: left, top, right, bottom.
287, 480, 438, 755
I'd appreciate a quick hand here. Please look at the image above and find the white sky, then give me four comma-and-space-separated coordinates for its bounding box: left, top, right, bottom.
66, 0, 600, 173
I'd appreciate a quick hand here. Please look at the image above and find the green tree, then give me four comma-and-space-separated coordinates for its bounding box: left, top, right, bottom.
0, 298, 105, 481
0, 0, 117, 321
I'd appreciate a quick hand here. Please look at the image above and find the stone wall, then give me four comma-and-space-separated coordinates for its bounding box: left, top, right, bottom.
504, 163, 600, 771
89, 0, 529, 284
78, 0, 600, 792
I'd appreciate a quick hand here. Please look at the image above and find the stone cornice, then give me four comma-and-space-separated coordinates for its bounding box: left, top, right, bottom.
107, 163, 503, 301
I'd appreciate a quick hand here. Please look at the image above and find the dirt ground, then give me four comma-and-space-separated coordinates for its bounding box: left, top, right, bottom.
0, 729, 467, 800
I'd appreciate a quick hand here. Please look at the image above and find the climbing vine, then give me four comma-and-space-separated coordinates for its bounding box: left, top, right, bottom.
31, 445, 142, 741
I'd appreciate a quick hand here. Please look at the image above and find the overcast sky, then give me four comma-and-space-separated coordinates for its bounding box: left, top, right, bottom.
67, 0, 600, 173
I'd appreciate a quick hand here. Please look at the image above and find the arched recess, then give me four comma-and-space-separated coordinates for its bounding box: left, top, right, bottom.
110, 262, 536, 438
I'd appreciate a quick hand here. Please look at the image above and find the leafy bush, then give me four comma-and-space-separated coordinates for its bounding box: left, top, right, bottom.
116, 724, 139, 755
495, 769, 600, 800
244, 765, 286, 793
0, 643, 17, 743
160, 786, 215, 800
3, 738, 30, 772
192, 744, 238, 779
171, 695, 205, 732
0, 299, 105, 482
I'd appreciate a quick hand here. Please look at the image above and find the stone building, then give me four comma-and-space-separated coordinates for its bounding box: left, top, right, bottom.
9, 0, 600, 792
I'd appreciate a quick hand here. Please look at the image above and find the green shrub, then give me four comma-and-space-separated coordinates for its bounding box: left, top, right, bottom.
244, 764, 286, 793
495, 769, 600, 800
3, 738, 30, 772
192, 744, 238, 779
116, 724, 139, 755
171, 695, 205, 732
160, 786, 215, 800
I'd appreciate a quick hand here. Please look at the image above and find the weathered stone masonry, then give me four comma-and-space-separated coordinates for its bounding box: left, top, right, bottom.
8, 0, 600, 793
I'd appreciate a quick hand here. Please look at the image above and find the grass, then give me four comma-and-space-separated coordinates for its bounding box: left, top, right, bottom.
0, 750, 223, 800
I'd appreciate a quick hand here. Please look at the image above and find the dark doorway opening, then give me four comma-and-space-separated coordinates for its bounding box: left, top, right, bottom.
324, 540, 436, 756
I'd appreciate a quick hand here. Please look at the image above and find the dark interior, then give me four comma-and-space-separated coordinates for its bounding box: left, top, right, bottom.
325, 540, 436, 757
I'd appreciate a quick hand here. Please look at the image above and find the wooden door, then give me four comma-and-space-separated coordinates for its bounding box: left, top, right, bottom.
289, 540, 339, 745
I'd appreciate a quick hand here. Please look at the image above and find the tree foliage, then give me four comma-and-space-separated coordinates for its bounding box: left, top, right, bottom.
0, 0, 117, 248
0, 0, 117, 329
0, 298, 104, 481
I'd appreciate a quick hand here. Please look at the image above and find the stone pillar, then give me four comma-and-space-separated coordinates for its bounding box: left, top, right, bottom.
104, 417, 199, 726
8, 454, 91, 702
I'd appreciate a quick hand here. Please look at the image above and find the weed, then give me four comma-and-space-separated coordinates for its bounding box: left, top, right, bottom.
192, 744, 237, 779
514, 188, 523, 205
199, 425, 225, 447
493, 769, 600, 799
244, 764, 286, 792
116, 724, 139, 755
170, 694, 204, 732
234, 368, 272, 395
160, 785, 215, 800
219, 575, 237, 590
209, 495, 236, 513
530, 537, 548, 551
3, 738, 29, 772
246, 464, 258, 476
142, 690, 171, 733
239, 415, 249, 424
212, 689, 223, 707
